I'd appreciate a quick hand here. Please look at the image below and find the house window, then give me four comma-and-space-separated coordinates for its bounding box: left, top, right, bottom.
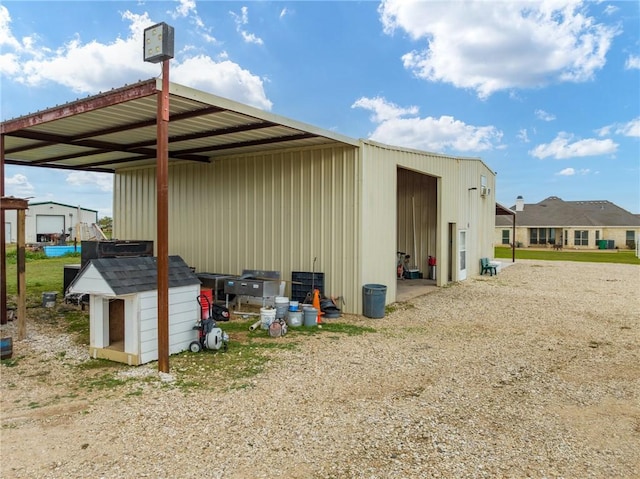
529, 228, 555, 245
574, 230, 588, 246
502, 229, 510, 245
595, 230, 600, 242
626, 230, 636, 249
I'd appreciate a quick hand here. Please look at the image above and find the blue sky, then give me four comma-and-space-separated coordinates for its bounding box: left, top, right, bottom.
1, 0, 639, 218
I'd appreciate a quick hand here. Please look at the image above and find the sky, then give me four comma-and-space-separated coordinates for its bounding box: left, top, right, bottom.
1, 0, 639, 219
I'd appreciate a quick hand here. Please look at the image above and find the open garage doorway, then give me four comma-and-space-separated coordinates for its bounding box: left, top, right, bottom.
395, 168, 438, 301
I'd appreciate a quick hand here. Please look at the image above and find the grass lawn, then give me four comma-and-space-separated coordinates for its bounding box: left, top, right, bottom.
494, 246, 640, 265
4, 246, 81, 305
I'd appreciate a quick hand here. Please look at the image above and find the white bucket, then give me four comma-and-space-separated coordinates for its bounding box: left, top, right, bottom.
289, 300, 299, 311
260, 307, 276, 330
274, 296, 289, 319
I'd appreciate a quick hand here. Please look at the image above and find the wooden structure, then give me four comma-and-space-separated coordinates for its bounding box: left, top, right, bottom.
0, 196, 28, 339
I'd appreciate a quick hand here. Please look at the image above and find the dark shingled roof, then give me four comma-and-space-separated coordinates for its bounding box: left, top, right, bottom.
86, 256, 200, 295
495, 196, 640, 228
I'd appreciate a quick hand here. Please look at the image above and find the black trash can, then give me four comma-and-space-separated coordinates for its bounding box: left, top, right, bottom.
362, 284, 387, 318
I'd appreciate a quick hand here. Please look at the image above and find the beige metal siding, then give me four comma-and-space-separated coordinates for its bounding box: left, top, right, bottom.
360, 140, 496, 298
114, 144, 362, 313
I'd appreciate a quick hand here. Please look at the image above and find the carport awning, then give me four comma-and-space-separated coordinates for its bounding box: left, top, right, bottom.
496, 202, 515, 218
0, 78, 358, 173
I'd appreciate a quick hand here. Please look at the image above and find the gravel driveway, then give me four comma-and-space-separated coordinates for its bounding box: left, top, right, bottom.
1, 259, 639, 478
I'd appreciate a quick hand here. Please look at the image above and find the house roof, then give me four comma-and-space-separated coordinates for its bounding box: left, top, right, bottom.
1, 79, 359, 174
27, 201, 98, 213
71, 255, 200, 295
495, 196, 640, 227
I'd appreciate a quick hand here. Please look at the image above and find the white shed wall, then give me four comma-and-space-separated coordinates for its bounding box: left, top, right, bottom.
139, 285, 200, 364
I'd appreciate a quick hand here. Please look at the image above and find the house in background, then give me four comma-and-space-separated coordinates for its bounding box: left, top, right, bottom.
495, 196, 640, 249
4, 201, 98, 244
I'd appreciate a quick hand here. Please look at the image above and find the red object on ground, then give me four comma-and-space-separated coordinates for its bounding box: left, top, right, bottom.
199, 288, 213, 319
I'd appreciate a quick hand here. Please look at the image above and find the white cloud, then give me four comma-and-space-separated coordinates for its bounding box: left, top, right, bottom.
535, 109, 556, 121
530, 132, 618, 159
5, 173, 35, 197
351, 96, 418, 122
173, 56, 272, 110
0, 7, 271, 110
379, 0, 618, 98
66, 172, 113, 192
174, 0, 196, 18
615, 118, 640, 137
230, 6, 264, 45
352, 96, 502, 152
517, 129, 530, 143
0, 5, 23, 51
280, 8, 290, 19
597, 118, 640, 138
556, 167, 591, 176
626, 55, 640, 70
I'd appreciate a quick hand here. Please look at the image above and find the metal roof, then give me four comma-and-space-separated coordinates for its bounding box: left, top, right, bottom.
1, 78, 359, 173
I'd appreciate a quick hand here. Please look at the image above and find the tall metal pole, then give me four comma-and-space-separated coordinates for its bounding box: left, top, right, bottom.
157, 59, 170, 373
1, 134, 7, 324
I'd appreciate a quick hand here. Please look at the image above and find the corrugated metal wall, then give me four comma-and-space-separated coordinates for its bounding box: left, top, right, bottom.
114, 139, 496, 314
114, 144, 362, 313
360, 140, 496, 298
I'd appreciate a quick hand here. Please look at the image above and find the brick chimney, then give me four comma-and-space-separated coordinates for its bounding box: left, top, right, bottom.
515, 195, 524, 212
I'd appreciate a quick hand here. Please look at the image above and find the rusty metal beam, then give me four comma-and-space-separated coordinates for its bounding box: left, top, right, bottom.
177, 132, 317, 155
157, 60, 170, 373
124, 120, 278, 149
2, 159, 113, 173
0, 80, 157, 134
1, 134, 5, 324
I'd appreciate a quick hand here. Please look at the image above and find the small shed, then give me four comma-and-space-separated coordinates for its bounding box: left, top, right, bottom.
68, 255, 200, 365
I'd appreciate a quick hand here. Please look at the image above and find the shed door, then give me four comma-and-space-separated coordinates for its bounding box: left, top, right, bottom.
459, 230, 467, 281
36, 215, 65, 234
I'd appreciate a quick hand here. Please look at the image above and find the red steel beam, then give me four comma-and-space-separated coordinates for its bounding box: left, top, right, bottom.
0, 80, 157, 134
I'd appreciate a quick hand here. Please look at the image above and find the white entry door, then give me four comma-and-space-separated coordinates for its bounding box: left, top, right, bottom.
459, 230, 467, 281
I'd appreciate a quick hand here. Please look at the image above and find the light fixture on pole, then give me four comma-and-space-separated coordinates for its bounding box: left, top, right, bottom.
143, 22, 174, 373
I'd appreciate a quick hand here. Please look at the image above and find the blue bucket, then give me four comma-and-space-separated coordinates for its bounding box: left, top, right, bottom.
1, 337, 13, 360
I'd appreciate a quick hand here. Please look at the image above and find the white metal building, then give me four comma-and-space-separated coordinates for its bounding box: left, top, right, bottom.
3, 201, 98, 244
2, 79, 499, 315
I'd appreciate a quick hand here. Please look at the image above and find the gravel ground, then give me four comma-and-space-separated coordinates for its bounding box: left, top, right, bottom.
1, 260, 639, 478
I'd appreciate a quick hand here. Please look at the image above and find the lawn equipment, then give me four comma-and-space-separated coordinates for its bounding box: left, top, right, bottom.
190, 294, 230, 353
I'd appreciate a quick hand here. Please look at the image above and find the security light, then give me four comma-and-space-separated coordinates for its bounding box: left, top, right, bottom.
143, 22, 175, 63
